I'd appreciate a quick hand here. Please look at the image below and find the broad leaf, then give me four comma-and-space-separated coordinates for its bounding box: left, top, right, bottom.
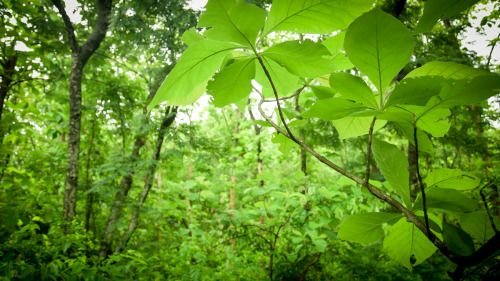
383, 218, 437, 269
372, 138, 411, 207
413, 187, 477, 212
312, 238, 328, 253
148, 40, 239, 109
337, 212, 402, 244
310, 85, 335, 100
255, 56, 299, 98
198, 0, 265, 47
207, 58, 255, 107
344, 8, 413, 93
385, 77, 444, 107
181, 28, 205, 45
332, 117, 386, 140
329, 72, 378, 108
461, 211, 497, 244
262, 40, 334, 78
415, 0, 480, 33
442, 222, 475, 256
262, 0, 374, 35
424, 169, 480, 190
302, 98, 368, 120
405, 61, 491, 80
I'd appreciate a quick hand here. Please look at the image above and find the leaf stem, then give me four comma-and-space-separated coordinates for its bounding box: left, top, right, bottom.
480, 180, 498, 234
413, 123, 430, 236
365, 117, 377, 185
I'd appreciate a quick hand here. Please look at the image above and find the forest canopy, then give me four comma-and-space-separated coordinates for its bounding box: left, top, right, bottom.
1, 0, 500, 280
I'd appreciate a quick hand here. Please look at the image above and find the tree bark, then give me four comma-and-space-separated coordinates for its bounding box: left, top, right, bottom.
113, 107, 177, 254
52, 0, 113, 221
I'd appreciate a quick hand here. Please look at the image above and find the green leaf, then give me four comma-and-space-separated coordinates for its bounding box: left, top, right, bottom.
302, 98, 368, 120
262, 40, 334, 78
207, 58, 255, 107
413, 187, 477, 212
383, 218, 437, 269
309, 85, 335, 100
442, 222, 475, 256
322, 32, 355, 71
198, 0, 265, 47
423, 75, 500, 111
262, 0, 374, 35
344, 8, 413, 93
424, 169, 480, 190
272, 133, 296, 154
415, 0, 480, 33
404, 61, 491, 80
312, 238, 328, 253
385, 77, 444, 107
255, 56, 299, 98
329, 72, 378, 108
372, 139, 411, 207
461, 211, 496, 244
337, 212, 402, 244
148, 40, 239, 109
181, 28, 205, 45
415, 107, 451, 138
332, 116, 386, 140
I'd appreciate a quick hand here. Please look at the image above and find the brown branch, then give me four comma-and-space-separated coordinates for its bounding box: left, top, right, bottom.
255, 83, 459, 264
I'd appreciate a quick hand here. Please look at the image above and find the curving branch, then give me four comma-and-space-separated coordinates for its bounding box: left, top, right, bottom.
413, 124, 430, 236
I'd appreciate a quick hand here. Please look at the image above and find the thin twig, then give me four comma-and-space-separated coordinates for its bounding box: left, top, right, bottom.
414, 124, 430, 236
365, 117, 377, 185
262, 84, 307, 102
480, 180, 498, 234
486, 31, 500, 71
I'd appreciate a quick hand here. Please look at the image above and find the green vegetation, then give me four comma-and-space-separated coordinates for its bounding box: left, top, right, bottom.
1, 0, 499, 280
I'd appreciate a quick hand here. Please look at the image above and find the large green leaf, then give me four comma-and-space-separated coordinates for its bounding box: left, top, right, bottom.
262, 0, 374, 35
337, 212, 403, 244
413, 187, 477, 213
309, 85, 335, 100
415, 0, 480, 33
198, 0, 265, 47
207, 58, 255, 107
255, 56, 299, 98
461, 211, 497, 244
404, 61, 491, 80
423, 75, 500, 111
442, 222, 475, 256
344, 8, 413, 93
332, 116, 386, 140
329, 72, 378, 108
148, 40, 239, 109
372, 139, 411, 207
262, 40, 334, 78
302, 98, 368, 120
385, 77, 444, 108
383, 218, 437, 269
424, 169, 480, 191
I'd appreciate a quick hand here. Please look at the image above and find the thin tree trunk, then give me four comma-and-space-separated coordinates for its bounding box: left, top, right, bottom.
85, 118, 97, 233
114, 107, 177, 254
52, 0, 113, 222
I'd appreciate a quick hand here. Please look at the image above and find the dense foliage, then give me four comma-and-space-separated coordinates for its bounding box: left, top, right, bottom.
1, 0, 499, 280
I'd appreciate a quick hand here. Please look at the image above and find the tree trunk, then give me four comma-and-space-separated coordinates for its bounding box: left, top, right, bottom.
0, 55, 18, 124
114, 107, 177, 254
52, 0, 113, 222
